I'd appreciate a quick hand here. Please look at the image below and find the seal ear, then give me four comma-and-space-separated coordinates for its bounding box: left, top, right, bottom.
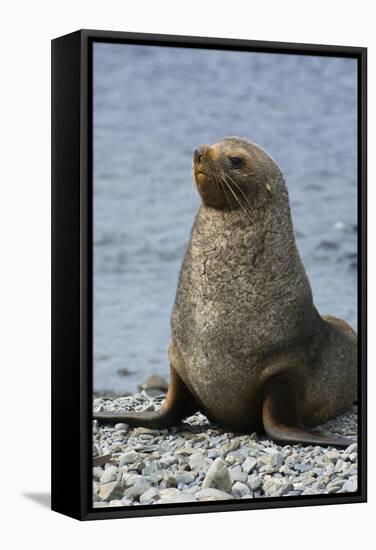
262, 376, 355, 448
265, 183, 272, 196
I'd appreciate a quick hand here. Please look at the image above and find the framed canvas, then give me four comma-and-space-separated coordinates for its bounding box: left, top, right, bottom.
51, 29, 367, 521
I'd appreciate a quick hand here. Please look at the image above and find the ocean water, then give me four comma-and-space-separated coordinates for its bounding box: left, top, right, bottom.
93, 43, 357, 394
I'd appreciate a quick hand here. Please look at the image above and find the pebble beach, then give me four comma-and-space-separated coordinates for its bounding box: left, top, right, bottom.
92, 393, 358, 508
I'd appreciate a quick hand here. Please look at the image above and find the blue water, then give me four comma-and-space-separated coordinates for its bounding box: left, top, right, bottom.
93, 43, 357, 394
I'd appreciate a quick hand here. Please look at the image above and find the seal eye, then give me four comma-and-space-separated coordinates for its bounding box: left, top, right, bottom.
229, 156, 244, 168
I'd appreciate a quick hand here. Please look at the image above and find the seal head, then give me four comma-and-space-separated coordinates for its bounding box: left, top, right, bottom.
193, 137, 278, 213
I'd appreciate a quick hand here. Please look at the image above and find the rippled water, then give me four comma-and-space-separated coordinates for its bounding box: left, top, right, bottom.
93, 43, 357, 394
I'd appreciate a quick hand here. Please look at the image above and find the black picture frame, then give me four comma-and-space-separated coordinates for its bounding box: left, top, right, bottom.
51, 29, 367, 521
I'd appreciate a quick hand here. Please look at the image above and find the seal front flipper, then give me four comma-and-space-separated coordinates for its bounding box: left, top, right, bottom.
93, 363, 199, 429
262, 376, 355, 448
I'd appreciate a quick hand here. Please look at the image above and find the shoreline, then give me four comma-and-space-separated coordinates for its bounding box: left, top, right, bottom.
93, 393, 358, 507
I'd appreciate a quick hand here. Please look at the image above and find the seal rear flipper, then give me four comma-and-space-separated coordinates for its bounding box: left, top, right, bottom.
93, 364, 199, 429
262, 376, 355, 448
94, 409, 179, 429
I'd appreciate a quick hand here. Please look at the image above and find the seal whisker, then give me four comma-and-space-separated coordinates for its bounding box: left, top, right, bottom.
216, 165, 255, 218
217, 174, 233, 212
219, 172, 254, 223
221, 169, 257, 219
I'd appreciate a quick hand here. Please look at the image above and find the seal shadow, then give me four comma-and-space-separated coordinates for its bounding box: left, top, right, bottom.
23, 492, 51, 509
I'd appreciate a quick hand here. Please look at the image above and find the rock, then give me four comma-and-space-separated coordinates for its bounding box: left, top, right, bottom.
258, 452, 283, 473
93, 467, 103, 481
119, 450, 141, 465
228, 440, 240, 452
325, 449, 340, 463
345, 443, 357, 455
298, 476, 316, 487
159, 488, 196, 503
294, 463, 312, 474
98, 482, 125, 501
196, 488, 234, 501
158, 455, 178, 468
139, 488, 160, 504
175, 447, 195, 456
207, 449, 223, 459
302, 488, 316, 495
159, 475, 178, 489
141, 462, 160, 475
124, 484, 149, 500
232, 481, 251, 498
310, 481, 326, 493
133, 427, 161, 436
248, 476, 263, 492
229, 465, 248, 483
93, 453, 112, 467
189, 452, 207, 470
342, 480, 357, 493
108, 500, 124, 507
327, 479, 344, 493
100, 465, 119, 484
175, 472, 196, 485
202, 458, 232, 494
122, 473, 143, 487
334, 459, 346, 473
225, 454, 236, 466
114, 423, 129, 432
263, 478, 293, 497
127, 460, 145, 473
242, 457, 257, 474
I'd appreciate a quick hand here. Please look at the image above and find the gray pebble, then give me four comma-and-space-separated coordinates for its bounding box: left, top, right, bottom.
93, 396, 358, 506
327, 479, 345, 493
248, 476, 263, 492
189, 452, 207, 470
119, 450, 141, 465
342, 480, 357, 493
93, 467, 103, 481
139, 487, 160, 504
325, 449, 340, 463
196, 488, 234, 501
229, 465, 248, 483
207, 449, 223, 459
124, 484, 149, 500
175, 472, 196, 485
108, 500, 124, 507
100, 465, 118, 484
232, 481, 251, 498
202, 457, 232, 494
263, 478, 293, 497
99, 481, 125, 501
242, 457, 257, 474
294, 463, 312, 473
114, 423, 129, 432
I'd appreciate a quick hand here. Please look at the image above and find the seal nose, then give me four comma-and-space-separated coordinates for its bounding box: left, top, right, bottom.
194, 145, 207, 164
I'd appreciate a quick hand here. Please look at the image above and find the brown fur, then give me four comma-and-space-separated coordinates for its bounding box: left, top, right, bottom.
94, 138, 357, 447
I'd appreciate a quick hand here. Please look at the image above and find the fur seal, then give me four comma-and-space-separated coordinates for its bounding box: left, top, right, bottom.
95, 137, 357, 447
